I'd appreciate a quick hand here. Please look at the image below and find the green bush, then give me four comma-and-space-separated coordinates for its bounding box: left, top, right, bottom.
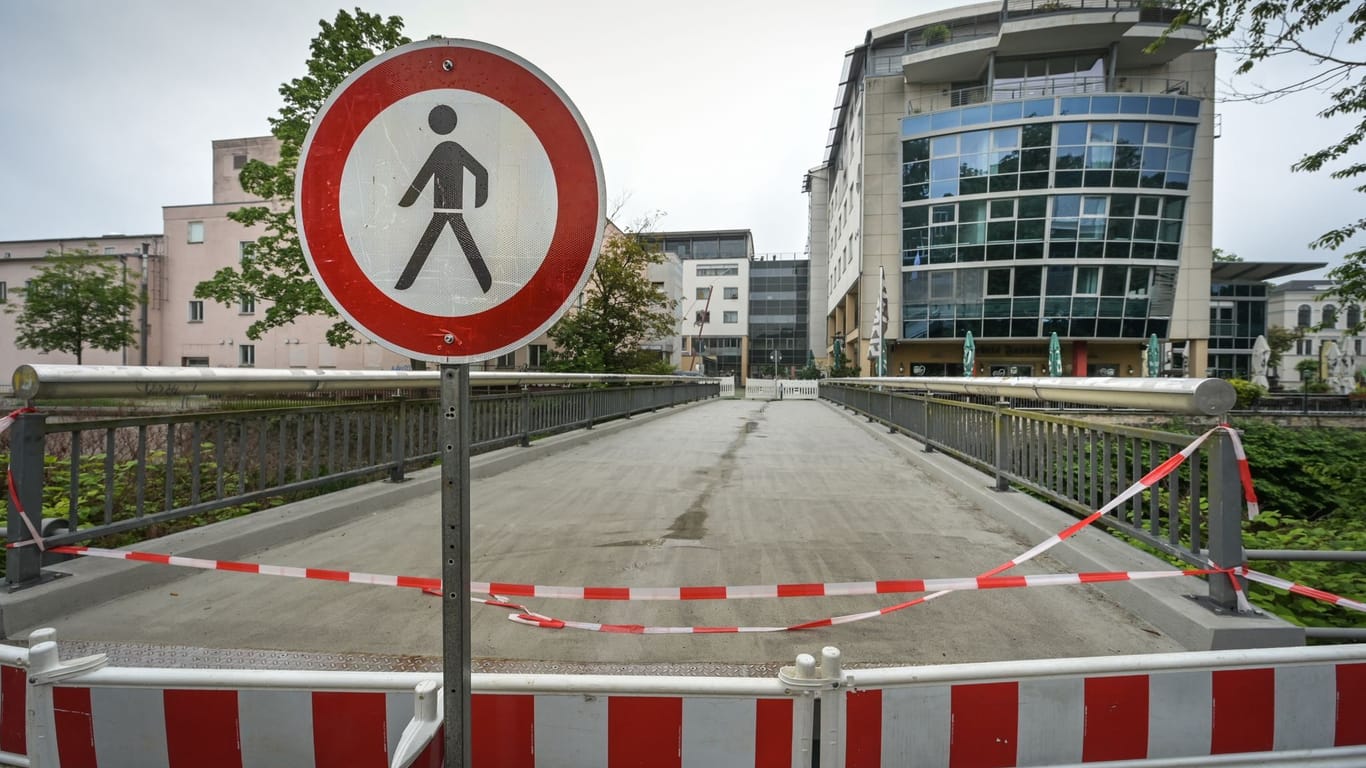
1227, 378, 1266, 408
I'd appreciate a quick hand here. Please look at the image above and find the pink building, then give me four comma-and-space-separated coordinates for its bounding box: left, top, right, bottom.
159, 137, 407, 370
0, 235, 165, 376
3, 136, 671, 380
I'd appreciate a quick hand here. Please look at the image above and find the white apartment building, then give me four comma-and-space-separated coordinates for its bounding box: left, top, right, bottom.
1268, 279, 1362, 388
680, 258, 750, 379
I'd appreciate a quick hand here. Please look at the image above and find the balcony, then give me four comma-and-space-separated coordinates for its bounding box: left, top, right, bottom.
907, 74, 1189, 115
885, 0, 1204, 84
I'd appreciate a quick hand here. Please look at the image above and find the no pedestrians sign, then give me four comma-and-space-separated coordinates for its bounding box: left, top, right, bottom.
296, 39, 605, 363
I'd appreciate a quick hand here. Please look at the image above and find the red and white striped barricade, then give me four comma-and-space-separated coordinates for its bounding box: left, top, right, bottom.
9, 629, 808, 768
837, 644, 1366, 768
0, 643, 28, 765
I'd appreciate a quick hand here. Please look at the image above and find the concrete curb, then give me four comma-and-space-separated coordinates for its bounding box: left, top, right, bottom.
0, 398, 715, 639
826, 401, 1304, 651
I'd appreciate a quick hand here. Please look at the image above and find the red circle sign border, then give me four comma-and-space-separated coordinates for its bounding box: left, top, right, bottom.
297, 39, 604, 363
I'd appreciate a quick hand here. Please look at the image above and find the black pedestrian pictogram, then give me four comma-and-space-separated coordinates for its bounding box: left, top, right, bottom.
396, 105, 492, 292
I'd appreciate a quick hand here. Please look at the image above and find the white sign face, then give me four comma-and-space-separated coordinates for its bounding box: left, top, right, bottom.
338, 90, 556, 317
296, 39, 605, 364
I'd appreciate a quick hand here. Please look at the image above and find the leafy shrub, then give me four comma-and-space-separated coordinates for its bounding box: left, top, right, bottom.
1227, 378, 1266, 409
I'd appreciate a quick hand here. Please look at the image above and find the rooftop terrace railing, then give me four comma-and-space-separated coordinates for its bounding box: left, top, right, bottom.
906, 75, 1190, 115
2, 366, 720, 587
821, 376, 1254, 612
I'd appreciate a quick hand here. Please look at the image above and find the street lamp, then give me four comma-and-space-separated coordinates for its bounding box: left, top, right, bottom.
771, 349, 780, 379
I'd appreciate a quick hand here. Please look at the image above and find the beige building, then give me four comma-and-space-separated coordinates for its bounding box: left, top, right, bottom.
0, 235, 165, 375
808, 2, 1216, 377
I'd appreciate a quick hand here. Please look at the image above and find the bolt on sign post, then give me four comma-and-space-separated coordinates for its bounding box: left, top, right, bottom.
295, 39, 604, 766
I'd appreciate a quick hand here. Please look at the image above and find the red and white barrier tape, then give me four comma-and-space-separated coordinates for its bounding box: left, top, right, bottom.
507, 568, 1231, 634
36, 424, 1338, 632
1221, 423, 1261, 519
1242, 567, 1366, 614
48, 545, 1216, 601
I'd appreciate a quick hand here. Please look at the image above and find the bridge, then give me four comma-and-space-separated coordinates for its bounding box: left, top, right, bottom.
0, 366, 1361, 766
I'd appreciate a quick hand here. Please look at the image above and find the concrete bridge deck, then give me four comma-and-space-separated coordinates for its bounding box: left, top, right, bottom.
3, 398, 1211, 674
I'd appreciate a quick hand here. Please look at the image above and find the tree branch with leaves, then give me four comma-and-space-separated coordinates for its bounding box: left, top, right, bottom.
546, 225, 679, 374
1162, 1, 1366, 328
193, 9, 410, 348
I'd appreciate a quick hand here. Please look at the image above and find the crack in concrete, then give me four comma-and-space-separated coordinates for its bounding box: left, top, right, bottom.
599, 405, 765, 547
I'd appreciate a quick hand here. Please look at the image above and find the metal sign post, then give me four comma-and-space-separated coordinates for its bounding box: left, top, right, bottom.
295, 39, 604, 766
440, 364, 472, 764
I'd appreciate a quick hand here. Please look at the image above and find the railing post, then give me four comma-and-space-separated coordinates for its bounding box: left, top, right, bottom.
389, 397, 407, 483
624, 385, 632, 419
1207, 428, 1248, 611
993, 399, 1011, 492
519, 386, 532, 447
585, 389, 595, 430
7, 410, 48, 587
922, 397, 935, 453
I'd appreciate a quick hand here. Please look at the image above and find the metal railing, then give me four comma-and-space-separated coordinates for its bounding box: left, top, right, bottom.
3, 367, 719, 587
907, 76, 1190, 115
822, 377, 1249, 609
1002, 0, 1186, 22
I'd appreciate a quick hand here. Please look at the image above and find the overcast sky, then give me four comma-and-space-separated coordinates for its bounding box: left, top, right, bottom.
1, 0, 1358, 280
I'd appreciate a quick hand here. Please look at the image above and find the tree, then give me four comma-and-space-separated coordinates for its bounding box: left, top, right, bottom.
1212, 247, 1243, 262
3, 252, 139, 364
1296, 357, 1328, 391
1265, 324, 1300, 372
194, 9, 410, 347
546, 228, 678, 374
1161, 2, 1366, 327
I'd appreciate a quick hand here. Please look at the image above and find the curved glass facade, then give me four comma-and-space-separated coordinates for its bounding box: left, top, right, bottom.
900, 94, 1199, 341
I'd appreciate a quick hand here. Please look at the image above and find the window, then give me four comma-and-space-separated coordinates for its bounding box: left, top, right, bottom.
1297, 304, 1312, 328
724, 287, 739, 300
723, 311, 739, 324
696, 287, 711, 300
239, 344, 255, 367
239, 241, 253, 262
239, 296, 255, 315
233, 153, 248, 169
188, 300, 204, 322
529, 344, 548, 369
697, 265, 739, 277
103, 246, 115, 254
187, 221, 205, 244
181, 357, 210, 367
1348, 305, 1361, 329
1322, 304, 1337, 328
1075, 267, 1100, 295
0, 281, 6, 303
695, 310, 711, 324
494, 351, 515, 369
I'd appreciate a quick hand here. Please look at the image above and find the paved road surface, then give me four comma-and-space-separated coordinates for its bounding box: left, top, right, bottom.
20, 399, 1183, 672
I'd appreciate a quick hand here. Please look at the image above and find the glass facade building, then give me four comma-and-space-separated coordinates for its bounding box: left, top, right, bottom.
808, 3, 1217, 378
748, 259, 810, 377
899, 95, 1199, 343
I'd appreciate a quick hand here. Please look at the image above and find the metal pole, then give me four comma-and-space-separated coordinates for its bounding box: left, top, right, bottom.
1207, 429, 1246, 611
440, 364, 472, 766
993, 399, 1011, 492
6, 411, 48, 586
